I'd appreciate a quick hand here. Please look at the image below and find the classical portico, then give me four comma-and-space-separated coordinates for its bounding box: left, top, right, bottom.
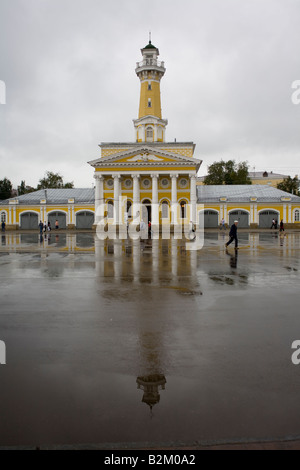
90, 147, 201, 231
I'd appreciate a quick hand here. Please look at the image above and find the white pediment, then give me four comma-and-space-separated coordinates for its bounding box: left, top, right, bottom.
88, 145, 202, 170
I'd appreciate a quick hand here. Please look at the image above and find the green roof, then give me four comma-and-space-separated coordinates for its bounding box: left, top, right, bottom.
144, 41, 156, 49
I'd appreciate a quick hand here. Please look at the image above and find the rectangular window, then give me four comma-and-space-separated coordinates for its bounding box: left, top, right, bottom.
1, 213, 6, 223
148, 82, 152, 90
295, 210, 300, 222
148, 98, 151, 107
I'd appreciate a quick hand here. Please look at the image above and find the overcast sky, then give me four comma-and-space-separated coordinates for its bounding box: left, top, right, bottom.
0, 0, 300, 188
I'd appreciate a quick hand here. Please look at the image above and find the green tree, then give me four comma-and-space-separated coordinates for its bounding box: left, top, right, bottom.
277, 176, 300, 196
37, 171, 74, 189
0, 177, 13, 200
18, 180, 35, 195
204, 160, 252, 185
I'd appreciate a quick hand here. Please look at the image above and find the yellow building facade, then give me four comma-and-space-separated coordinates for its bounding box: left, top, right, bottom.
89, 40, 201, 234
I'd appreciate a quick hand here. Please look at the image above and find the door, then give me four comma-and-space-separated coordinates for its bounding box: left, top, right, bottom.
204, 210, 219, 228
48, 211, 67, 229
229, 210, 249, 228
20, 212, 38, 230
259, 210, 279, 228
76, 211, 95, 229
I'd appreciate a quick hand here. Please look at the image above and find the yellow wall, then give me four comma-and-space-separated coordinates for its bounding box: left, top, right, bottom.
139, 80, 162, 119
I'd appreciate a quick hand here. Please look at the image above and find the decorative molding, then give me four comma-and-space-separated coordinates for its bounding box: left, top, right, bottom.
127, 154, 164, 162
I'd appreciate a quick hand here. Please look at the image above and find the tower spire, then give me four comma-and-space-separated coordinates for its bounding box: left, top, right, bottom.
133, 40, 168, 143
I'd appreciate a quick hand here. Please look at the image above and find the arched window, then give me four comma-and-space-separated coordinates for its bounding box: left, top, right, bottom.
161, 201, 169, 219
126, 200, 132, 217
107, 200, 114, 218
146, 127, 153, 142
1, 212, 6, 223
180, 201, 187, 219
295, 210, 300, 222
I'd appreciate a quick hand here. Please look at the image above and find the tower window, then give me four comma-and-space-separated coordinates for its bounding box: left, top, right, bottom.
146, 127, 153, 142
148, 98, 152, 107
148, 82, 152, 90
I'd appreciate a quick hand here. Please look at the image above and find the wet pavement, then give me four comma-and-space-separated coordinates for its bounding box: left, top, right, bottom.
0, 231, 300, 449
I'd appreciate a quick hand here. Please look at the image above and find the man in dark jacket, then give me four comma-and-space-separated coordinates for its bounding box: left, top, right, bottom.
225, 220, 239, 249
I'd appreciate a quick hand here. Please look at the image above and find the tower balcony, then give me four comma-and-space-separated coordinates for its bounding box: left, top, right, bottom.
135, 59, 165, 75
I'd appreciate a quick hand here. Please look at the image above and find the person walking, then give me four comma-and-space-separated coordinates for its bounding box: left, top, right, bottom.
39, 220, 44, 234
220, 218, 226, 230
1, 220, 5, 232
55, 220, 59, 230
148, 220, 152, 239
280, 220, 285, 232
225, 220, 239, 249
270, 218, 276, 229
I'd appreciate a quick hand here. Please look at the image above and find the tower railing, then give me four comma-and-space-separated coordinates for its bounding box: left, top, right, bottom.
136, 59, 165, 69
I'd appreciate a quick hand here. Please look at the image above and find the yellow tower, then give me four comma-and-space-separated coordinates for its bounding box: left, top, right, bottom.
133, 38, 168, 143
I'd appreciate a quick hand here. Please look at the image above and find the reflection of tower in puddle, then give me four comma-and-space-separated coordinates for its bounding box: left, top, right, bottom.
136, 374, 166, 413
136, 329, 167, 415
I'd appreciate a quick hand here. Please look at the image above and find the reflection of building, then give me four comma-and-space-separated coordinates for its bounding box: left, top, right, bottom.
136, 374, 166, 411
1, 40, 300, 230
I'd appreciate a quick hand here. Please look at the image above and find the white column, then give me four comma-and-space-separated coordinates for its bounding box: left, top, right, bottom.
224, 204, 228, 224
13, 206, 17, 225
151, 174, 159, 230
132, 174, 140, 223
283, 204, 287, 223
190, 175, 197, 225
113, 174, 120, 225
171, 174, 178, 225
288, 204, 292, 223
95, 174, 104, 225
254, 204, 258, 224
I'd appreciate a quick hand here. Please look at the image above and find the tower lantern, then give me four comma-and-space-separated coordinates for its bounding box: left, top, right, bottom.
133, 39, 168, 143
